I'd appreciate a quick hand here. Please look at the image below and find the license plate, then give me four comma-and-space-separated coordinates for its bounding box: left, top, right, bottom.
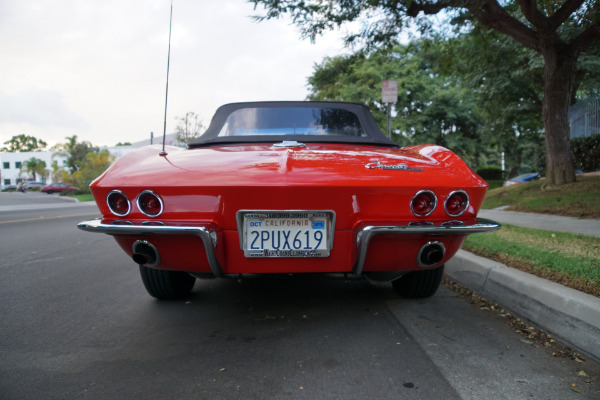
239, 211, 334, 257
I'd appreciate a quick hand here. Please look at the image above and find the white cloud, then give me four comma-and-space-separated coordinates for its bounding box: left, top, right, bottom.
0, 0, 348, 147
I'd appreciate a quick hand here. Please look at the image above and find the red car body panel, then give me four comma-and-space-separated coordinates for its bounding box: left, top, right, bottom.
88, 142, 487, 275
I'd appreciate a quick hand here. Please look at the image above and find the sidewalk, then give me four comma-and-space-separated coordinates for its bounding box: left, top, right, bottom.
447, 209, 600, 362
479, 208, 600, 237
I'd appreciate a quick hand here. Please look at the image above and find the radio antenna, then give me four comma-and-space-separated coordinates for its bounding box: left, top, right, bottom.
160, 0, 173, 156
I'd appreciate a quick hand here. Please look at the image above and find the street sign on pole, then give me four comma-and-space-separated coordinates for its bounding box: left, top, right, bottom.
382, 80, 398, 103
382, 80, 398, 139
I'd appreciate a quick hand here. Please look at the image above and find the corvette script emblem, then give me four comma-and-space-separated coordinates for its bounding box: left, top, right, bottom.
365, 162, 422, 171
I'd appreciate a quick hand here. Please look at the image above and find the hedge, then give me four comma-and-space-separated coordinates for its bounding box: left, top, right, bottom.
571, 134, 600, 172
476, 166, 504, 180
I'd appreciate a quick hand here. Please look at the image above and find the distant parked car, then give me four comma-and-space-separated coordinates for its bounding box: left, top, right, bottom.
24, 181, 44, 189
41, 183, 79, 194
1, 185, 17, 192
503, 172, 539, 187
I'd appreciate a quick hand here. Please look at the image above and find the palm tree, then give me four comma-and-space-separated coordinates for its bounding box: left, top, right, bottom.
22, 157, 47, 181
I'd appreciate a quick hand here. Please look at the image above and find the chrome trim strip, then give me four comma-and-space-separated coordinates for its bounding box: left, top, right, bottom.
77, 219, 222, 277
272, 140, 306, 148
352, 218, 501, 276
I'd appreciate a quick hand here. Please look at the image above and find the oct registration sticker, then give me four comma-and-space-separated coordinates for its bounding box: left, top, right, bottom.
241, 211, 333, 257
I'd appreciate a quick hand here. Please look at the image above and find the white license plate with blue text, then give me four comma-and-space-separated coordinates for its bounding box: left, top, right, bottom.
240, 211, 333, 257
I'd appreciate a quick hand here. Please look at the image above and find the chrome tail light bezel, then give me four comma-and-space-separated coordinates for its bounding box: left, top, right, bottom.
411, 190, 438, 217
445, 190, 469, 217
106, 190, 131, 217
136, 190, 164, 217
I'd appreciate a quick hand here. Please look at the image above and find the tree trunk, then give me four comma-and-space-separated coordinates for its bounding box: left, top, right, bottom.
541, 45, 577, 187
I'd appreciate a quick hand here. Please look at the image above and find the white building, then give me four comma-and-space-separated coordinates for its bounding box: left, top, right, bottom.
0, 133, 185, 188
0, 151, 68, 187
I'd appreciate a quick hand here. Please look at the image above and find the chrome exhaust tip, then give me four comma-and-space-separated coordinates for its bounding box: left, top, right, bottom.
417, 241, 445, 268
132, 240, 160, 267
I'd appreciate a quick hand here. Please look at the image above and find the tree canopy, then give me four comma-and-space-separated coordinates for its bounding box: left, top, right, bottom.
308, 41, 485, 168
53, 135, 99, 172
2, 134, 48, 152
21, 157, 47, 182
72, 151, 115, 190
251, 0, 600, 186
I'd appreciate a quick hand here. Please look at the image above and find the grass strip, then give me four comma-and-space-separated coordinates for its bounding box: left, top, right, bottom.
71, 194, 94, 202
463, 224, 600, 297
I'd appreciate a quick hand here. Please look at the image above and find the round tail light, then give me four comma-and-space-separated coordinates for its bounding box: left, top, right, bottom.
411, 190, 437, 217
137, 190, 163, 217
445, 190, 469, 217
107, 190, 131, 216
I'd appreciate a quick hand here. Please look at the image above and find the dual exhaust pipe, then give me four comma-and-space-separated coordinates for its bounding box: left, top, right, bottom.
131, 239, 445, 270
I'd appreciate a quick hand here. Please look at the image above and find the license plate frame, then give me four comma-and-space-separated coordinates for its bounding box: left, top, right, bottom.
236, 210, 335, 258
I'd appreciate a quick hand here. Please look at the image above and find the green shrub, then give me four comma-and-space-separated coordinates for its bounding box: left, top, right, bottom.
487, 180, 504, 190
476, 166, 504, 180
571, 134, 600, 172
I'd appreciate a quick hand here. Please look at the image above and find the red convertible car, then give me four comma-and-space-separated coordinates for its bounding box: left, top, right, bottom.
78, 102, 499, 300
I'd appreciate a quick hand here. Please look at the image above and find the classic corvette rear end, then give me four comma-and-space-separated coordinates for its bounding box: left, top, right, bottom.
79, 101, 499, 300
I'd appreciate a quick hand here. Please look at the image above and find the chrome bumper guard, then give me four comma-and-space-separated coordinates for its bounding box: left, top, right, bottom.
352, 218, 501, 276
77, 219, 223, 277
78, 217, 500, 279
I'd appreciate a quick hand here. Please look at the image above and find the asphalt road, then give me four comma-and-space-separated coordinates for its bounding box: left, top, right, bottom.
1, 192, 599, 399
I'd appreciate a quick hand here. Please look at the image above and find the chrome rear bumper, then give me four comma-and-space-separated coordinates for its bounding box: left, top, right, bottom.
352, 218, 501, 276
77, 219, 223, 277
77, 218, 500, 278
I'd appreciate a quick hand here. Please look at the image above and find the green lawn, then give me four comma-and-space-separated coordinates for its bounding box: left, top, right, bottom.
464, 174, 600, 297
482, 175, 600, 218
463, 224, 600, 297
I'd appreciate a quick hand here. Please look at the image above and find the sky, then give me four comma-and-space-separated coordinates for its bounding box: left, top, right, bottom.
0, 0, 349, 148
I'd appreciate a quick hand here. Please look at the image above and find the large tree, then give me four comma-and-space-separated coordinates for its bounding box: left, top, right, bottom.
251, 0, 600, 186
53, 135, 99, 172
308, 41, 486, 167
438, 27, 547, 176
2, 134, 47, 152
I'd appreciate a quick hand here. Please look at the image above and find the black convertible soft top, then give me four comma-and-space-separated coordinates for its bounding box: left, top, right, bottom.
188, 101, 398, 148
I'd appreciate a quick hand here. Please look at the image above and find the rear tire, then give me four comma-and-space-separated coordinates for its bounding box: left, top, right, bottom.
139, 265, 196, 300
391, 265, 444, 298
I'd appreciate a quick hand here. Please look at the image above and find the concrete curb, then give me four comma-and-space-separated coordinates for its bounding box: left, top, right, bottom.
446, 250, 600, 362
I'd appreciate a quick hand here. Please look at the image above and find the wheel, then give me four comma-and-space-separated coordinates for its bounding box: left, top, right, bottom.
139, 265, 196, 300
391, 265, 444, 298
47, 190, 54, 194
